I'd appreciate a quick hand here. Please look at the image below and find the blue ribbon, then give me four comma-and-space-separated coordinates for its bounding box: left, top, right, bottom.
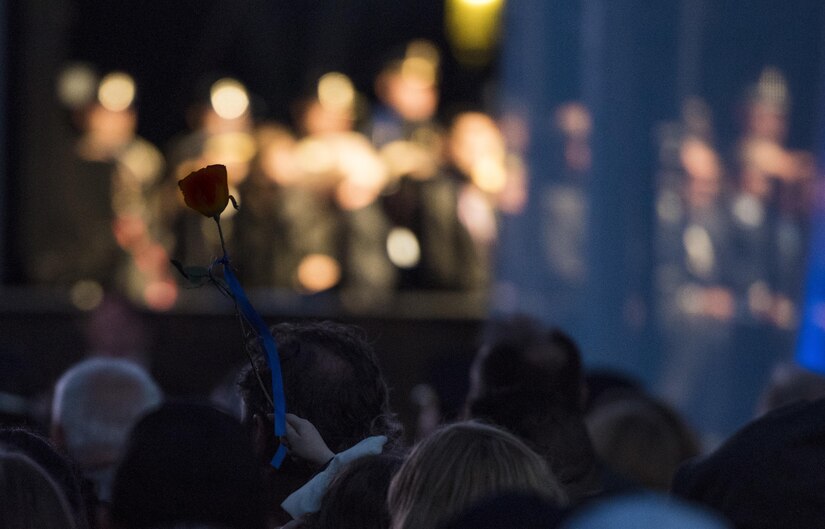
220, 259, 288, 468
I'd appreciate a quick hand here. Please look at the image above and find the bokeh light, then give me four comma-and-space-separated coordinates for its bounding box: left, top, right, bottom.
210, 78, 250, 120
97, 72, 136, 112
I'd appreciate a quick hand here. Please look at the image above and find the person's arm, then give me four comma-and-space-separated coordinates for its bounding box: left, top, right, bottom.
283, 413, 334, 468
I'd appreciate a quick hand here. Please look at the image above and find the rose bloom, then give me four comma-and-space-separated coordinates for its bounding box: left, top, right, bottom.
178, 164, 230, 217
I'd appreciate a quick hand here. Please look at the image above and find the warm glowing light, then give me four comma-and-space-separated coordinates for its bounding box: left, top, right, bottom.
445, 0, 505, 67
210, 78, 250, 120
335, 134, 388, 210
386, 227, 421, 269
119, 141, 165, 185
317, 72, 355, 112
97, 72, 136, 112
57, 63, 98, 108
297, 254, 341, 293
70, 280, 104, 311
295, 138, 336, 176
203, 132, 257, 164
471, 156, 507, 193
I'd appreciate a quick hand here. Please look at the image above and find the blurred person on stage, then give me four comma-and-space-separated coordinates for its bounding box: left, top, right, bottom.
163, 75, 257, 268
30, 64, 177, 311
654, 105, 737, 445
281, 73, 395, 300
537, 102, 593, 336
370, 41, 491, 292
730, 68, 814, 352
231, 122, 300, 290
368, 40, 443, 152
440, 111, 519, 291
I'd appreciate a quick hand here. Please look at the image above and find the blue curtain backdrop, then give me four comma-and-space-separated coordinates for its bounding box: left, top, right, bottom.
495, 0, 669, 384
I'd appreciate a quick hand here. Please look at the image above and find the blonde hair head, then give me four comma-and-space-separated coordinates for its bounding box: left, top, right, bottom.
388, 421, 567, 529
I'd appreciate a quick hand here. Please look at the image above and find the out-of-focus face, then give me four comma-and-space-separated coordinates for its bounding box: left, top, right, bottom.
449, 113, 505, 176
747, 101, 788, 142
385, 72, 438, 123
680, 138, 721, 208
84, 103, 137, 144
301, 99, 354, 136
260, 133, 297, 186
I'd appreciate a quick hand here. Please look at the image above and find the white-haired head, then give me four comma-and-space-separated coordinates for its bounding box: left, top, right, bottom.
51, 357, 162, 467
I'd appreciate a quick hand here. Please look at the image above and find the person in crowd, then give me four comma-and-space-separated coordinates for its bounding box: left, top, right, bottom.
0, 449, 79, 529
440, 492, 567, 529
276, 412, 391, 523
0, 428, 91, 529
469, 391, 602, 504
0, 349, 38, 429
463, 314, 602, 503
301, 453, 404, 529
466, 314, 586, 412
755, 361, 825, 416
672, 398, 825, 528
585, 393, 700, 491
237, 320, 403, 525
51, 357, 163, 504
387, 421, 567, 529
582, 369, 646, 414
561, 492, 731, 529
108, 401, 267, 529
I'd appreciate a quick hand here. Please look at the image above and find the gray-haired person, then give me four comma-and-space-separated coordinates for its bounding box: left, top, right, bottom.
51, 357, 162, 502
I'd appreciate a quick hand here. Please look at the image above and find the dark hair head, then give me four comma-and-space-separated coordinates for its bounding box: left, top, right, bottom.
238, 321, 402, 453
304, 453, 404, 529
587, 395, 699, 491
673, 399, 825, 529
756, 362, 825, 416
468, 315, 584, 413
0, 428, 90, 529
109, 401, 266, 529
468, 391, 602, 503
0, 449, 77, 529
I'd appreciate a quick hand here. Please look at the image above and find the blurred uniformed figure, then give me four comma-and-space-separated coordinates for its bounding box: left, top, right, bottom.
539, 102, 592, 334
40, 64, 176, 311
164, 76, 256, 269
731, 68, 813, 341
370, 41, 486, 291
231, 123, 299, 290
288, 73, 396, 301
654, 103, 737, 443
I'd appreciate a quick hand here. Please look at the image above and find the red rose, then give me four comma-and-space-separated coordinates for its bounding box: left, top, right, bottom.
178, 164, 230, 218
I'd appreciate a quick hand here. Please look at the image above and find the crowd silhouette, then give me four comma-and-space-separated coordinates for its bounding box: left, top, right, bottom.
4, 313, 825, 528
